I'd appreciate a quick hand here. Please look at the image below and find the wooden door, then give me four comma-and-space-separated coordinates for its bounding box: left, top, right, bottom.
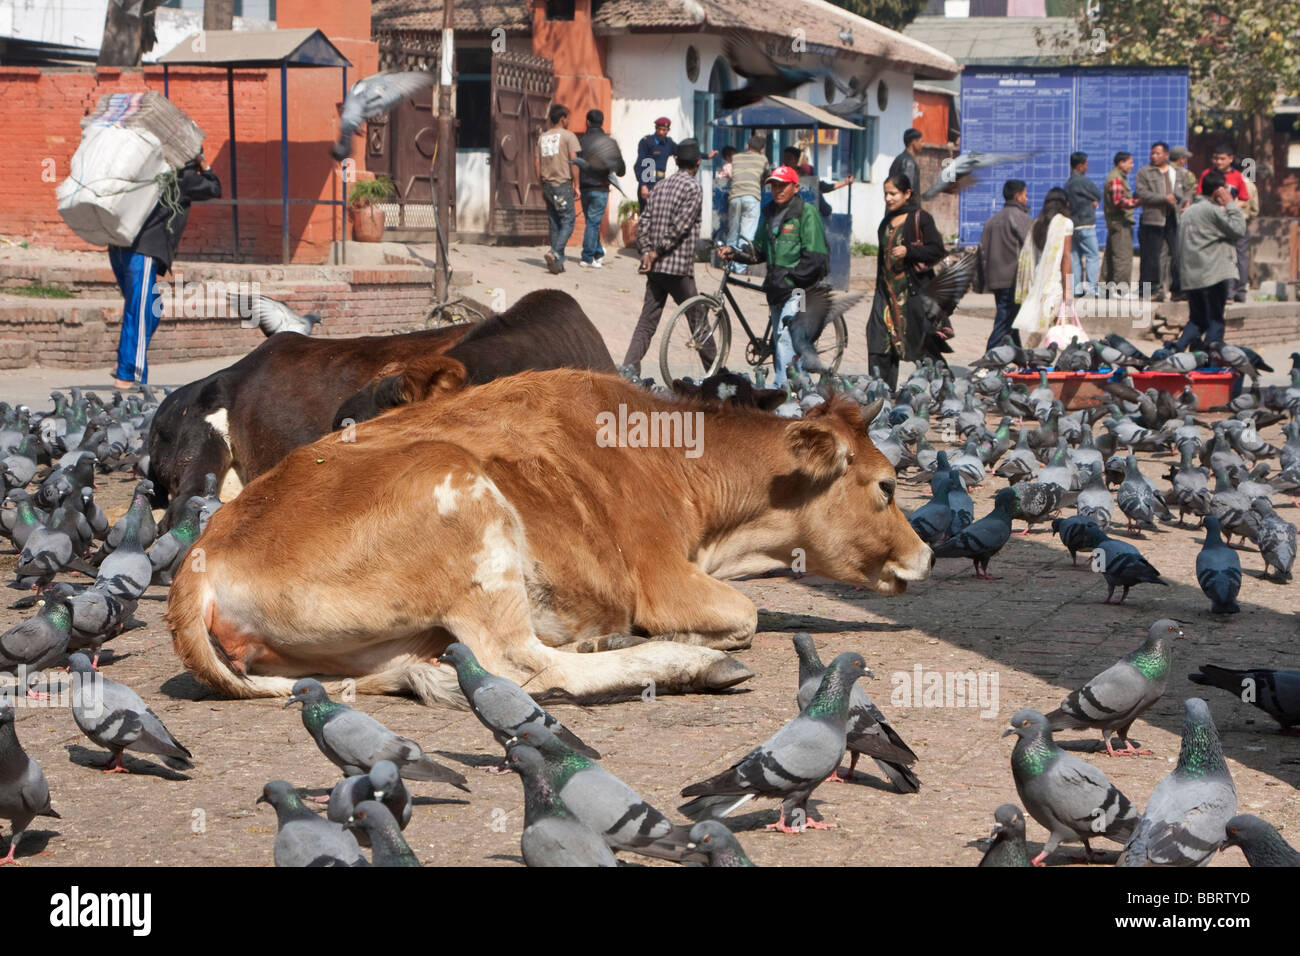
490, 50, 554, 240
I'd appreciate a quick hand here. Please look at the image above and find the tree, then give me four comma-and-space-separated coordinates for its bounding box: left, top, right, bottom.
97, 0, 161, 67
826, 0, 929, 33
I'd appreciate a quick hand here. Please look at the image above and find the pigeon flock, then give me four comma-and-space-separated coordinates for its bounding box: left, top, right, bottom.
0, 325, 1296, 866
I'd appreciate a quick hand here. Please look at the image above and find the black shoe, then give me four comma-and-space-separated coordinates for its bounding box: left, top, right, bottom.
1152, 292, 1165, 302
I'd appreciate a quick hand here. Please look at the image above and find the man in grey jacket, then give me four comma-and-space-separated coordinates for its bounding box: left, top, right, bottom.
889, 129, 923, 200
1136, 141, 1181, 301
1065, 151, 1102, 297
976, 179, 1032, 351
1171, 170, 1245, 351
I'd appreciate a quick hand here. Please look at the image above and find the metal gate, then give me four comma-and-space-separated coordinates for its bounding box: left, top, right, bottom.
490, 50, 554, 240
369, 35, 441, 230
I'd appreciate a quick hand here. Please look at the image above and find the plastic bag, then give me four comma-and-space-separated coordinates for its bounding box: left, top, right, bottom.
56, 126, 168, 247
1041, 301, 1089, 351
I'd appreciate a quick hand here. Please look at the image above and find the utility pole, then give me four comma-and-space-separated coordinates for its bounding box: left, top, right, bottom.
433, 0, 456, 302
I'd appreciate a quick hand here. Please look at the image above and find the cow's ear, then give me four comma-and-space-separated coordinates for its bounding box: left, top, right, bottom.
785, 419, 850, 483
754, 388, 787, 412
414, 356, 468, 398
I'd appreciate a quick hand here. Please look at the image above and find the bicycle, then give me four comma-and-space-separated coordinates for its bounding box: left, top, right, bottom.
657, 240, 848, 387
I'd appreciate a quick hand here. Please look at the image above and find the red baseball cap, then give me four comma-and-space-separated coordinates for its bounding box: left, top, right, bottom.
654, 117, 671, 127
767, 166, 799, 185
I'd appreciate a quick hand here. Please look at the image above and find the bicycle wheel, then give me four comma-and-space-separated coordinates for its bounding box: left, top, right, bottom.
820, 314, 849, 375
658, 294, 731, 386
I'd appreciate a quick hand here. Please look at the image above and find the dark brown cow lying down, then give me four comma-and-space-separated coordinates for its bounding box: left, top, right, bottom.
147, 289, 614, 529
167, 367, 931, 705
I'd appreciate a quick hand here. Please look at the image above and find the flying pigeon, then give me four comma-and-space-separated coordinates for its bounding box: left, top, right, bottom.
978, 803, 1030, 867
1221, 814, 1300, 867
332, 71, 435, 161
257, 780, 366, 868
503, 743, 617, 868
284, 678, 468, 789
1188, 665, 1300, 733
1047, 619, 1180, 755
227, 291, 322, 337
792, 634, 919, 792
0, 702, 59, 865
720, 32, 824, 110
67, 652, 192, 773
922, 151, 1038, 201
789, 288, 865, 371
1119, 699, 1236, 867
687, 820, 756, 867
1196, 515, 1241, 614
679, 652, 870, 832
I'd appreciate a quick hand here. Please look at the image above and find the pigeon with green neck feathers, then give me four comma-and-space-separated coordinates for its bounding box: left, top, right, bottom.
327, 760, 412, 844
679, 652, 871, 832
1188, 665, 1300, 733
1119, 698, 1237, 867
93, 498, 152, 600
0, 589, 74, 691
792, 634, 918, 792
688, 821, 756, 867
348, 801, 420, 867
4, 491, 46, 552
1005, 709, 1138, 866
978, 804, 1030, 867
1047, 619, 1180, 756
284, 678, 468, 790
508, 721, 697, 862
1221, 815, 1300, 867
504, 743, 616, 867
437, 642, 598, 768
0, 701, 60, 865
256, 780, 366, 868
147, 495, 204, 586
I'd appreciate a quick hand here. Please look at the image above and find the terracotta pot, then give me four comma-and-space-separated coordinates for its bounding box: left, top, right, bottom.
620, 215, 638, 248
349, 204, 386, 242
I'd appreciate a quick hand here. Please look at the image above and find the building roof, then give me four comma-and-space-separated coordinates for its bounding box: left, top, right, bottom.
902, 15, 1084, 64
593, 0, 958, 79
370, 0, 533, 34
156, 27, 351, 67
714, 95, 865, 130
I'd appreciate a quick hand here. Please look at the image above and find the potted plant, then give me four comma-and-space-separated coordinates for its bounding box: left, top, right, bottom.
617, 199, 640, 248
348, 175, 395, 242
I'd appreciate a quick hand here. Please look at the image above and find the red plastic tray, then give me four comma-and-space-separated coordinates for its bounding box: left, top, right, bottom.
1005, 370, 1114, 410
1130, 369, 1238, 407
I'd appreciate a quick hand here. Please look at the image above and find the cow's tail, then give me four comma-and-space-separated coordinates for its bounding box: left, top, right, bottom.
167, 567, 296, 700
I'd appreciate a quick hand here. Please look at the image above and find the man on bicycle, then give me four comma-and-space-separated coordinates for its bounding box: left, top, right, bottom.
721, 165, 828, 387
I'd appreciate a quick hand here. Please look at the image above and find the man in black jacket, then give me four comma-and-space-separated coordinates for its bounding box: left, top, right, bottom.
888, 129, 923, 203
576, 109, 625, 269
108, 150, 220, 387
976, 179, 1031, 351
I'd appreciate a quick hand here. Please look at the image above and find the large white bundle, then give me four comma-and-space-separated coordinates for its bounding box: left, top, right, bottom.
81, 91, 206, 172
56, 126, 169, 248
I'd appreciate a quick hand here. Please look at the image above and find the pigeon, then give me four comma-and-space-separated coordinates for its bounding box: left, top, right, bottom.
1075, 462, 1114, 531
503, 743, 617, 868
0, 589, 74, 687
792, 634, 918, 792
256, 780, 366, 868
147, 495, 204, 586
974, 336, 1019, 371
0, 702, 59, 865
679, 652, 871, 832
1116, 455, 1166, 533
1209, 463, 1258, 544
978, 804, 1031, 868
1092, 535, 1166, 604
1221, 815, 1300, 867
1052, 514, 1106, 565
348, 801, 420, 867
720, 32, 823, 109
4, 491, 46, 552
932, 487, 1017, 579
507, 721, 696, 861
993, 430, 1037, 484
1119, 699, 1236, 867
1251, 499, 1296, 581
67, 653, 192, 772
436, 643, 598, 764
13, 507, 94, 588
950, 440, 986, 487
100, 481, 157, 557
1188, 665, 1300, 733
945, 470, 974, 537
922, 151, 1037, 201
789, 289, 865, 371
1005, 709, 1138, 866
48, 583, 135, 668
284, 678, 468, 789
93, 500, 152, 600
1011, 481, 1062, 534
1047, 619, 1180, 755
227, 291, 322, 337
687, 820, 756, 867
907, 476, 953, 548
1170, 446, 1212, 525
332, 71, 435, 161
327, 759, 412, 843
1196, 515, 1241, 614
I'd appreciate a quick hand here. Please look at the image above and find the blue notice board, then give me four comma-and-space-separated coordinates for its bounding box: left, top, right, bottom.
958, 67, 1189, 249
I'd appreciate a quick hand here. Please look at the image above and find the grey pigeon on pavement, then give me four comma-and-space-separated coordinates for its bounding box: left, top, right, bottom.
327, 759, 412, 844
1052, 514, 1106, 565
284, 678, 468, 790
504, 743, 617, 868
1251, 499, 1296, 581
907, 476, 953, 548
1188, 665, 1300, 733
1092, 535, 1166, 604
332, 71, 435, 161
1119, 698, 1236, 867
792, 634, 919, 792
100, 482, 157, 558
348, 801, 420, 867
1221, 814, 1300, 867
1076, 462, 1114, 531
94, 500, 152, 600
508, 721, 696, 862
0, 588, 74, 686
67, 652, 192, 773
1047, 619, 1180, 755
679, 652, 871, 832
1006, 709, 1138, 866
1116, 455, 1164, 533
147, 495, 204, 586
1196, 515, 1241, 614
945, 470, 974, 537
0, 702, 60, 864
437, 642, 598, 765
933, 487, 1017, 579
978, 803, 1031, 867
257, 780, 366, 868
688, 820, 756, 867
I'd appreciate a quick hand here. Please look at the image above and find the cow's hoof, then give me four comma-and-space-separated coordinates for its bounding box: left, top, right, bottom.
603, 633, 650, 650
702, 656, 753, 690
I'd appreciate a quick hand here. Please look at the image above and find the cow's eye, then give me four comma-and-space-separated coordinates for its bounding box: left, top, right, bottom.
878, 479, 895, 504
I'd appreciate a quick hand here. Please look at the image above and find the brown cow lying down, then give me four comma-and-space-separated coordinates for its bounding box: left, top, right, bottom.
147, 289, 614, 529
167, 367, 931, 705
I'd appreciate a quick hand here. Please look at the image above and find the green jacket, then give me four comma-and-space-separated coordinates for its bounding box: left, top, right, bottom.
751, 196, 829, 303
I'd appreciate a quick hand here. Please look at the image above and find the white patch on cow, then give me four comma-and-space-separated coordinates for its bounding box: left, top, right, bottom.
433, 474, 458, 514
468, 474, 507, 504
472, 520, 521, 591
716, 382, 738, 401
204, 408, 233, 452
220, 470, 244, 501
